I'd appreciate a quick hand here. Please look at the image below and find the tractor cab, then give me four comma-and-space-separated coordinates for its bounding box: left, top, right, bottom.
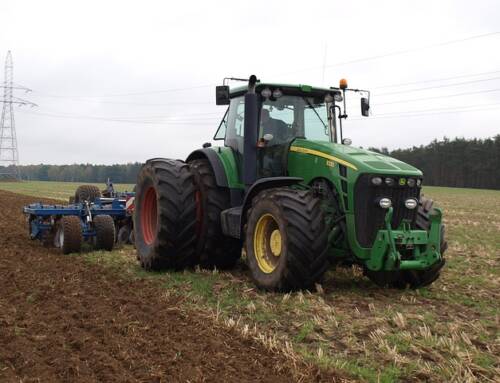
213, 77, 370, 185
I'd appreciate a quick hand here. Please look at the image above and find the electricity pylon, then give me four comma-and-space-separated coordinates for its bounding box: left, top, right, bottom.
0, 51, 36, 180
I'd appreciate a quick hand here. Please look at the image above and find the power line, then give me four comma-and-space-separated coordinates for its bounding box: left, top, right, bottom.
97, 84, 214, 97
17, 109, 219, 125
29, 95, 213, 106
32, 83, 214, 99
25, 107, 222, 120
374, 88, 500, 106
373, 102, 500, 116
273, 31, 500, 77
352, 105, 500, 121
375, 76, 500, 96
371, 69, 500, 89
21, 32, 500, 105
20, 98, 500, 126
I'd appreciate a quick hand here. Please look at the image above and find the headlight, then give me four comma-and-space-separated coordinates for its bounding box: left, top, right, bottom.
272, 88, 283, 98
379, 197, 392, 209
334, 93, 343, 102
404, 198, 418, 209
371, 176, 382, 186
385, 177, 395, 187
324, 93, 334, 103
416, 179, 422, 187
407, 178, 416, 187
261, 88, 272, 98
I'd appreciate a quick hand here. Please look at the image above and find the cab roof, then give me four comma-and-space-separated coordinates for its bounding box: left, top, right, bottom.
229, 82, 341, 97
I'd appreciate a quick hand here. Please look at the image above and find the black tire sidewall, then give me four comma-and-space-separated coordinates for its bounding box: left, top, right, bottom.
117, 225, 130, 244
61, 216, 82, 254
75, 185, 101, 203
94, 215, 115, 251
189, 158, 241, 269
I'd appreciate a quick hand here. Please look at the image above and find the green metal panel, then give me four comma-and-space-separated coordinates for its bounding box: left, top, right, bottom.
285, 139, 440, 270
211, 146, 244, 189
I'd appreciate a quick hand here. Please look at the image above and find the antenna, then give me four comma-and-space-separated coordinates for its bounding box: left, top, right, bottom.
321, 43, 328, 86
0, 51, 37, 180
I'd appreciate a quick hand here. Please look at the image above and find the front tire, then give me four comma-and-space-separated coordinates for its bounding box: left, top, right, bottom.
134, 159, 198, 270
245, 188, 329, 292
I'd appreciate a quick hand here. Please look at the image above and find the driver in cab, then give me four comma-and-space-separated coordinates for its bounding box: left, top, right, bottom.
259, 108, 289, 176
259, 108, 288, 146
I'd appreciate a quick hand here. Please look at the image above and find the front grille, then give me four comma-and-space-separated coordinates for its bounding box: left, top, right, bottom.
354, 174, 420, 247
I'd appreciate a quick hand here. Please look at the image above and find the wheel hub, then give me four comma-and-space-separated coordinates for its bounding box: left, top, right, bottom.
269, 229, 281, 256
253, 214, 282, 274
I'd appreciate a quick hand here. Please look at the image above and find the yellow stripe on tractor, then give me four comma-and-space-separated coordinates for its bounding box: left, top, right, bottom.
289, 146, 358, 171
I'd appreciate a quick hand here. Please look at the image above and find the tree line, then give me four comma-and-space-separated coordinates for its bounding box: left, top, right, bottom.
1, 136, 499, 189
8, 163, 143, 184
369, 135, 500, 190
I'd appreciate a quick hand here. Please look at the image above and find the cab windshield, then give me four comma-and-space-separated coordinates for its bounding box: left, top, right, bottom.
260, 95, 331, 144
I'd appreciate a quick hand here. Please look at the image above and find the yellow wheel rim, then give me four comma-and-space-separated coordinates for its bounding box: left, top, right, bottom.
253, 213, 282, 274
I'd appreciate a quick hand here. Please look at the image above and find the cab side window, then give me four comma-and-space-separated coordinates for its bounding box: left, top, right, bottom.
213, 108, 228, 140
225, 96, 245, 154
304, 105, 330, 141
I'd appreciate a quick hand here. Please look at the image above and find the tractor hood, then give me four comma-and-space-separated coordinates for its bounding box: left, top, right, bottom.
290, 139, 422, 176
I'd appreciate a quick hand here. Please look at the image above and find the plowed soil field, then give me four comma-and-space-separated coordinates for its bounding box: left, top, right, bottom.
0, 190, 338, 382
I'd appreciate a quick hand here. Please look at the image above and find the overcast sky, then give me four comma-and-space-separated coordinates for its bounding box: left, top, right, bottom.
1, 0, 499, 165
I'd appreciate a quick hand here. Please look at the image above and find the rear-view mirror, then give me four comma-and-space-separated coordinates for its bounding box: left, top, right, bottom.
361, 97, 370, 117
216, 85, 230, 105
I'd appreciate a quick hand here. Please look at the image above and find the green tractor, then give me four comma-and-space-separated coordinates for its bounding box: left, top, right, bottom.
134, 75, 447, 291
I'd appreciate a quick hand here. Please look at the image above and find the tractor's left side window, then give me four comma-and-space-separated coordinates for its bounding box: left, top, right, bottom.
213, 108, 228, 140
225, 96, 245, 154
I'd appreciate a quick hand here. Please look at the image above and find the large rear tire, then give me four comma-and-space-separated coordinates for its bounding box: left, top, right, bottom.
60, 216, 82, 254
94, 215, 115, 251
365, 195, 448, 289
245, 188, 329, 292
74, 185, 101, 203
189, 159, 241, 269
134, 159, 198, 270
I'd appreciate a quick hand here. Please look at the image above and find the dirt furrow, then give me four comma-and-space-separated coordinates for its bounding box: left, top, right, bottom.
0, 190, 338, 382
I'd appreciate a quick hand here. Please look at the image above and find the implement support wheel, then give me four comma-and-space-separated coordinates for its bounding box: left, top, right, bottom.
60, 216, 83, 254
94, 215, 115, 251
74, 185, 101, 203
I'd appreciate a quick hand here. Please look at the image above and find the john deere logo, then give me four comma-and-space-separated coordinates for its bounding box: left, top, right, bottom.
399, 178, 406, 186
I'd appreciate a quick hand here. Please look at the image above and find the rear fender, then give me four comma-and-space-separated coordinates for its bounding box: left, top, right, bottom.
186, 149, 228, 187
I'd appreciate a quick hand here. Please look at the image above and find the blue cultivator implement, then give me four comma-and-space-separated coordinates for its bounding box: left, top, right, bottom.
23, 196, 134, 254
